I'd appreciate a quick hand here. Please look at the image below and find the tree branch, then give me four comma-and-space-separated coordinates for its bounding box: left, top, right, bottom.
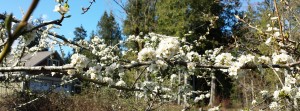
0, 0, 39, 63
81, 0, 96, 14
0, 65, 74, 72
73, 73, 142, 91
0, 60, 299, 73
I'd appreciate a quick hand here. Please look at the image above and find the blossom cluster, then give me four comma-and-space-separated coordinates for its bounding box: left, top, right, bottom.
54, 0, 69, 14
66, 53, 89, 75
214, 51, 295, 78
137, 36, 180, 61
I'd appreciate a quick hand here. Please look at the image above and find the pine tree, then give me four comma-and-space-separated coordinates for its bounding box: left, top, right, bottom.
122, 0, 241, 106
72, 25, 87, 54
123, 0, 157, 36
97, 11, 122, 46
73, 24, 87, 42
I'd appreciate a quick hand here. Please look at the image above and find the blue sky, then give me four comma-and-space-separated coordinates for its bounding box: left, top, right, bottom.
0, 0, 126, 56
0, 0, 261, 56
0, 0, 262, 38
0, 0, 126, 39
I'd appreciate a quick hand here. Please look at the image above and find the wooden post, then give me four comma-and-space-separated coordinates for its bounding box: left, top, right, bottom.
183, 71, 187, 105
209, 72, 215, 107
178, 70, 181, 104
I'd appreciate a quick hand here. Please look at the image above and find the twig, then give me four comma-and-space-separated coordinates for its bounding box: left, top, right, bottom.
24, 15, 65, 34
271, 67, 284, 87
112, 0, 129, 15
82, 0, 96, 14
0, 0, 39, 63
273, 0, 285, 43
130, 67, 147, 89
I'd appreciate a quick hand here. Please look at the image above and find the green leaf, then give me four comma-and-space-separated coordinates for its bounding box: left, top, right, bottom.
65, 15, 71, 18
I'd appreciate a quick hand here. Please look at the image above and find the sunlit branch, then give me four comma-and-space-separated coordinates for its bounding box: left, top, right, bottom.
0, 0, 39, 63
0, 65, 74, 72
24, 15, 65, 33
273, 0, 285, 43
47, 31, 89, 50
0, 60, 300, 73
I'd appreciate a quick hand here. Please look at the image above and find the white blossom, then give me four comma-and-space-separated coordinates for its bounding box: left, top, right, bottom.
103, 77, 114, 85
70, 54, 89, 70
258, 56, 271, 64
285, 74, 296, 85
269, 102, 279, 109
186, 51, 200, 62
215, 53, 233, 66
270, 17, 278, 20
273, 32, 280, 37
273, 27, 279, 31
142, 81, 156, 91
272, 53, 293, 64
138, 47, 156, 61
55, 0, 63, 3
260, 90, 268, 96
187, 62, 196, 70
237, 54, 255, 65
273, 90, 280, 100
205, 93, 210, 98
116, 80, 126, 87
90, 73, 96, 79
67, 69, 75, 75
266, 27, 273, 32
156, 37, 180, 59
194, 96, 202, 103
265, 37, 272, 46
53, 4, 69, 14
252, 100, 257, 105
228, 62, 240, 77
296, 89, 300, 98
208, 106, 220, 111
156, 60, 168, 70
281, 86, 291, 94
170, 74, 177, 83
194, 94, 205, 103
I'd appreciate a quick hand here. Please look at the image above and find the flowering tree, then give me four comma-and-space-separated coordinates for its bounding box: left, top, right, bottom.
1, 0, 300, 110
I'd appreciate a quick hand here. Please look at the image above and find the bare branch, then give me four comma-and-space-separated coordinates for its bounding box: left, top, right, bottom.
81, 0, 96, 14
112, 0, 129, 15
24, 15, 65, 34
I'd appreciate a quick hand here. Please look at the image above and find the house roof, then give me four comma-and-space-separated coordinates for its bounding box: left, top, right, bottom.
7, 51, 64, 67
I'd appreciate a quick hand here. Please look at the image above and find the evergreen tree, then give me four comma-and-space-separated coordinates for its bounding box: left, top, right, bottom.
155, 0, 187, 37
72, 25, 87, 54
81, 30, 98, 60
122, 0, 242, 106
73, 24, 87, 42
89, 30, 96, 40
97, 11, 122, 46
123, 0, 157, 36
